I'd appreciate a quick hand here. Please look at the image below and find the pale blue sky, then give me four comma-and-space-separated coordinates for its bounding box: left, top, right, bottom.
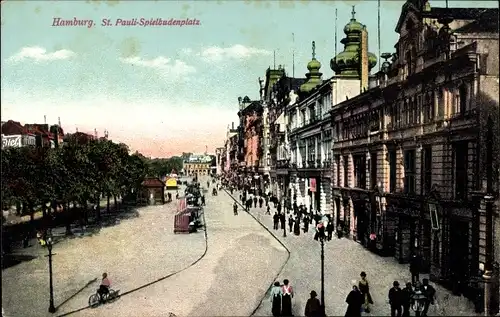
1, 0, 497, 157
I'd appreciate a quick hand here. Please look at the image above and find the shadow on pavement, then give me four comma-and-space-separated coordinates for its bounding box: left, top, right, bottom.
55, 278, 98, 311
55, 206, 209, 317
1, 253, 37, 269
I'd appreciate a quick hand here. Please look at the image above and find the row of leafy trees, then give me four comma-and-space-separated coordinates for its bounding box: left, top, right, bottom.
147, 156, 184, 178
1, 135, 150, 233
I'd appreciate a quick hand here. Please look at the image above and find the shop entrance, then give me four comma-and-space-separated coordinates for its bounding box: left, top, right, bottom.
354, 200, 368, 246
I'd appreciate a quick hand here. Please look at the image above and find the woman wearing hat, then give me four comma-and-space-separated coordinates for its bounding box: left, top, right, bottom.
269, 281, 283, 317
305, 290, 322, 317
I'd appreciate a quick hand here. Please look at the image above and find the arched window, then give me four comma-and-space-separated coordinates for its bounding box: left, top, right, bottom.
459, 84, 467, 114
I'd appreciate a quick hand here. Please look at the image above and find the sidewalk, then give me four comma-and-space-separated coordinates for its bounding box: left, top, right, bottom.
227, 189, 478, 317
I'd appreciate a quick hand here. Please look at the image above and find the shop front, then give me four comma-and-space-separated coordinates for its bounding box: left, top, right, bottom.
350, 189, 371, 247
384, 195, 426, 265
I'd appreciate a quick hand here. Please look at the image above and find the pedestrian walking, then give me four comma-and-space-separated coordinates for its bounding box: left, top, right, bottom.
401, 282, 413, 317
326, 219, 333, 240
388, 281, 403, 317
201, 195, 205, 206
266, 205, 271, 215
421, 278, 436, 317
280, 213, 286, 230
273, 213, 280, 230
358, 272, 373, 313
253, 196, 258, 208
345, 283, 364, 317
281, 279, 294, 316
277, 202, 282, 214
305, 290, 322, 317
233, 202, 238, 216
259, 197, 264, 208
270, 281, 283, 317
410, 254, 422, 284
303, 215, 310, 233
288, 216, 294, 233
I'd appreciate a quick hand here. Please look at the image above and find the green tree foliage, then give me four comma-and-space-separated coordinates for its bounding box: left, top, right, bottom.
1, 138, 148, 232
146, 156, 184, 178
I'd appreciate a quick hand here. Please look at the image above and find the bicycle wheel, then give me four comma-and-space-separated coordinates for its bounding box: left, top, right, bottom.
88, 294, 100, 308
107, 289, 119, 303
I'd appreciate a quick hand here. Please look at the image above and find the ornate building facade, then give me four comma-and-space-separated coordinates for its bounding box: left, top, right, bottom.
330, 0, 499, 308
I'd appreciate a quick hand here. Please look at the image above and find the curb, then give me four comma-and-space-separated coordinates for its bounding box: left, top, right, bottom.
222, 189, 291, 317
55, 207, 209, 317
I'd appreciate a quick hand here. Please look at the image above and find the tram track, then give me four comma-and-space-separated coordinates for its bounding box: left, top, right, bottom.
222, 188, 291, 317
56, 205, 209, 317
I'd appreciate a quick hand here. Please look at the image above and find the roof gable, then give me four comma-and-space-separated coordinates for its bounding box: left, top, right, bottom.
142, 177, 165, 188
395, 1, 422, 34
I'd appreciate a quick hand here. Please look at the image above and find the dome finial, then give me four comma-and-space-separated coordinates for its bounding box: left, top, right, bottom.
312, 41, 316, 60
351, 5, 356, 20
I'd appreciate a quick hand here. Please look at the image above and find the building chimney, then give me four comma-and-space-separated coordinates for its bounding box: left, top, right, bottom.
232, 122, 234, 130
360, 26, 369, 93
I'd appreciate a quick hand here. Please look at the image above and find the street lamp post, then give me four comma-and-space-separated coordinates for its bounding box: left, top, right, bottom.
283, 213, 287, 237
46, 236, 56, 313
314, 223, 327, 317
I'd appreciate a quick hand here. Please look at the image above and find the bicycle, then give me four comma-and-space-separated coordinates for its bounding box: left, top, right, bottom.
88, 288, 119, 308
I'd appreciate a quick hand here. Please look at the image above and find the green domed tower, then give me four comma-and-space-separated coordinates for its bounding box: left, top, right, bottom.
330, 6, 377, 77
299, 41, 323, 94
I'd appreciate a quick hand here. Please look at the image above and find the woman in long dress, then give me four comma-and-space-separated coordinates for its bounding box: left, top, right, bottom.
358, 272, 374, 313
281, 279, 294, 316
270, 281, 282, 317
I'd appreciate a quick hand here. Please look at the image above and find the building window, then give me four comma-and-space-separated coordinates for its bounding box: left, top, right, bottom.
454, 141, 468, 200
343, 155, 349, 187
309, 105, 316, 123
404, 149, 416, 194
424, 92, 434, 123
353, 154, 366, 189
421, 146, 432, 195
370, 152, 377, 190
389, 150, 397, 192
458, 84, 467, 114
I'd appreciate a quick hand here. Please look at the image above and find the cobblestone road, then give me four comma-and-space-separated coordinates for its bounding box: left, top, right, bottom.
227, 189, 479, 317
2, 188, 206, 317
51, 180, 287, 317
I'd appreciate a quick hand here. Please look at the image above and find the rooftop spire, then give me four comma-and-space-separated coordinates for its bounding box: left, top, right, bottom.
299, 40, 323, 94
351, 5, 356, 20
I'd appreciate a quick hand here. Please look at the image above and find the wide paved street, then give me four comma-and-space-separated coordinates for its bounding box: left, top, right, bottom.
2, 189, 206, 317
2, 182, 288, 317
226, 189, 480, 317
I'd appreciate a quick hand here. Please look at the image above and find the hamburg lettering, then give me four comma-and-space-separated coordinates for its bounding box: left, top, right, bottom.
52, 17, 95, 28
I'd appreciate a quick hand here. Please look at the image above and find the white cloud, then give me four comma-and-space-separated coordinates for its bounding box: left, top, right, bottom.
199, 44, 271, 62
7, 46, 75, 63
119, 56, 196, 76
181, 48, 193, 55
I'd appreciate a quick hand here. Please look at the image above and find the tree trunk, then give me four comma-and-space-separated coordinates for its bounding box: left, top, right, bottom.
42, 203, 48, 219
64, 203, 73, 236
114, 195, 118, 212
83, 201, 89, 224
95, 195, 101, 221
16, 201, 21, 216
107, 194, 110, 213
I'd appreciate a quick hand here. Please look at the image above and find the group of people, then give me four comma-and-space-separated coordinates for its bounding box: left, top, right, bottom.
269, 279, 295, 317
344, 271, 437, 317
